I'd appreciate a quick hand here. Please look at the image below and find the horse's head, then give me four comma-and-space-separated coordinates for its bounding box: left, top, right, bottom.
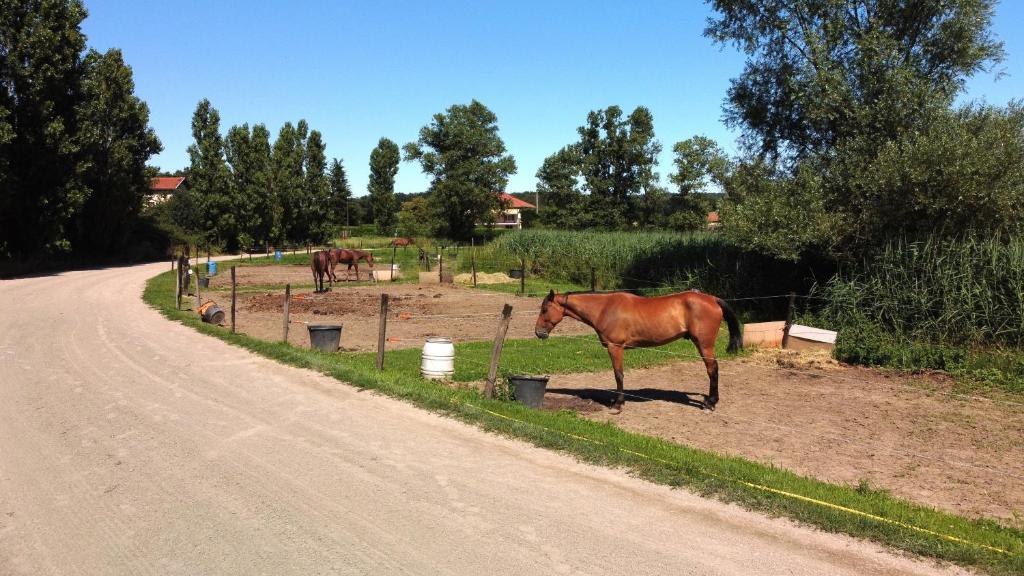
364, 251, 374, 268
535, 290, 566, 339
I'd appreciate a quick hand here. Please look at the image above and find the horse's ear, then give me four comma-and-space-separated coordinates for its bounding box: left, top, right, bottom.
545, 289, 555, 302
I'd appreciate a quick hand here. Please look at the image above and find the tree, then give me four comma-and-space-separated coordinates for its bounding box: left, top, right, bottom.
303, 129, 331, 243
71, 48, 162, 254
576, 106, 661, 229
225, 122, 273, 249
396, 196, 437, 238
668, 136, 728, 231
707, 0, 1010, 257
368, 137, 400, 235
404, 100, 517, 240
535, 146, 585, 229
706, 0, 1004, 161
0, 0, 89, 256
328, 158, 352, 229
186, 99, 234, 249
270, 121, 307, 245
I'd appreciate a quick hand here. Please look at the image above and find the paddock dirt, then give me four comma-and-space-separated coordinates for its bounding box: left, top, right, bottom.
201, 266, 1024, 528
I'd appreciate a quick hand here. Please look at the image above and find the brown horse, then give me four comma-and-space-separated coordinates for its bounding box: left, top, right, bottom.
535, 290, 741, 412
310, 251, 331, 292
390, 237, 415, 249
329, 248, 374, 281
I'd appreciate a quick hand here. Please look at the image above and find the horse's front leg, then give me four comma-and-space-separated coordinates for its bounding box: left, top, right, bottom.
695, 339, 719, 410
606, 344, 625, 414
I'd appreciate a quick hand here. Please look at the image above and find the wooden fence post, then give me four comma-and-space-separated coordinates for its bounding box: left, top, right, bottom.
175, 258, 181, 310
230, 266, 237, 334
194, 265, 201, 311
471, 246, 477, 288
781, 292, 796, 349
391, 243, 397, 282
590, 267, 596, 291
376, 294, 389, 371
438, 251, 443, 283
485, 304, 514, 399
282, 284, 291, 343
519, 258, 526, 295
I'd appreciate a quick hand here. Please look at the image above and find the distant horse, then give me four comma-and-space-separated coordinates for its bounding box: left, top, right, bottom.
310, 251, 331, 292
329, 248, 374, 281
390, 237, 415, 250
535, 290, 741, 413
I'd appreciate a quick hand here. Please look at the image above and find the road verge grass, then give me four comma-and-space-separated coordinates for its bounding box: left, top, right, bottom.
145, 268, 1023, 574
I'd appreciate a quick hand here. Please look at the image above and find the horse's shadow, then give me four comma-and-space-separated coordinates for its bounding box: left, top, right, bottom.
546, 387, 708, 411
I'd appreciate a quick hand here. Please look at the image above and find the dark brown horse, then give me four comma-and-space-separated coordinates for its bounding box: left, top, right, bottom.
326, 248, 352, 283
390, 237, 415, 249
310, 251, 331, 292
535, 290, 741, 413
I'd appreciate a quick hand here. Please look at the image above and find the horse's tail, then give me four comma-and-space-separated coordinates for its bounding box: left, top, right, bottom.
715, 297, 742, 353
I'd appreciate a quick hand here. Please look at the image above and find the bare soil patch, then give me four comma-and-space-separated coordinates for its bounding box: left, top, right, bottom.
211, 280, 591, 351
543, 352, 1024, 527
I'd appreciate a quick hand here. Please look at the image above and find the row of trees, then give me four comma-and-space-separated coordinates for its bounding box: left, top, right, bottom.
160, 100, 355, 251
0, 0, 161, 258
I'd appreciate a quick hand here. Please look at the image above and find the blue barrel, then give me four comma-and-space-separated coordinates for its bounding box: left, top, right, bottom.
274, 250, 283, 262
207, 261, 217, 276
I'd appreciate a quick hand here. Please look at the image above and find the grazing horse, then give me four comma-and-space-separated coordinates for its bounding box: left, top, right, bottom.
390, 237, 415, 250
326, 248, 353, 283
310, 251, 331, 292
329, 248, 374, 281
347, 249, 374, 280
535, 290, 741, 413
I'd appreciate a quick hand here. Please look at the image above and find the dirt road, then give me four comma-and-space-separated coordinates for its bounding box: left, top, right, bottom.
0, 261, 966, 575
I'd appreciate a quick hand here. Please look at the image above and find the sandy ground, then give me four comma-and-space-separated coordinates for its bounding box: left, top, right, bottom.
0, 259, 973, 575
207, 281, 593, 351
540, 350, 1024, 527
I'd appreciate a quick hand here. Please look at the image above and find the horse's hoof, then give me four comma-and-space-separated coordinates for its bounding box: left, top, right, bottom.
702, 401, 717, 411
609, 406, 622, 415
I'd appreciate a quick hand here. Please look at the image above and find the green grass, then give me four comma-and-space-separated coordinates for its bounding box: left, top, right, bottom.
145, 268, 1024, 574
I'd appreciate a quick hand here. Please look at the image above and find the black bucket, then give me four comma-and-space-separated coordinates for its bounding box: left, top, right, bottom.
199, 277, 210, 288
508, 269, 524, 279
509, 375, 549, 408
308, 324, 342, 352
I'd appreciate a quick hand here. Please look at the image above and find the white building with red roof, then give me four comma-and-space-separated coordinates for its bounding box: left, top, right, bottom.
147, 176, 186, 205
494, 192, 535, 229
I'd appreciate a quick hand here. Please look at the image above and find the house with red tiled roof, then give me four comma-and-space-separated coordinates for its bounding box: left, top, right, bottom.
707, 210, 721, 230
494, 192, 535, 229
147, 176, 186, 205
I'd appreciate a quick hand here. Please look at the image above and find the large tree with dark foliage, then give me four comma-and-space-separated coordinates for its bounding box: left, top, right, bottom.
404, 100, 516, 241
225, 122, 272, 249
328, 158, 352, 228
186, 99, 234, 249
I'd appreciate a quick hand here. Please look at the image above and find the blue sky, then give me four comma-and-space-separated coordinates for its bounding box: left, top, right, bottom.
81, 0, 1023, 196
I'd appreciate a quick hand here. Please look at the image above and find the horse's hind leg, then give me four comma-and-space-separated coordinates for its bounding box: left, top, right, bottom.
693, 338, 719, 410
606, 344, 626, 414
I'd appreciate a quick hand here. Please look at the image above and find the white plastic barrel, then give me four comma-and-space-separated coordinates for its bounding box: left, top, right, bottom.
421, 337, 455, 380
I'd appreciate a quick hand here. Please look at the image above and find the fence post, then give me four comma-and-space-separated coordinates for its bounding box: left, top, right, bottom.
282, 284, 291, 343
471, 242, 477, 287
438, 251, 443, 283
175, 258, 181, 310
230, 266, 237, 334
376, 294, 389, 371
781, 291, 796, 349
391, 243, 397, 282
194, 265, 201, 311
590, 267, 596, 291
519, 258, 526, 295
485, 304, 514, 399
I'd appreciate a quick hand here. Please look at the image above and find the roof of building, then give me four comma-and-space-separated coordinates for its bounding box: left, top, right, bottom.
150, 176, 186, 192
707, 211, 721, 223
499, 192, 535, 209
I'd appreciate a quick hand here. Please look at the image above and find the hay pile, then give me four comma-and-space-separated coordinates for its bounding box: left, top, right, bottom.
454, 272, 515, 285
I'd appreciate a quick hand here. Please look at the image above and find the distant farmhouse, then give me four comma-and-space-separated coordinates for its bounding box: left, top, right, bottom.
147, 176, 186, 205
494, 192, 535, 229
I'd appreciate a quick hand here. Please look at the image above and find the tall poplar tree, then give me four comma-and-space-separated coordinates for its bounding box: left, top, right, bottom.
271, 121, 307, 245
303, 129, 331, 243
186, 99, 233, 249
368, 137, 400, 235
328, 158, 352, 229
225, 122, 272, 249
